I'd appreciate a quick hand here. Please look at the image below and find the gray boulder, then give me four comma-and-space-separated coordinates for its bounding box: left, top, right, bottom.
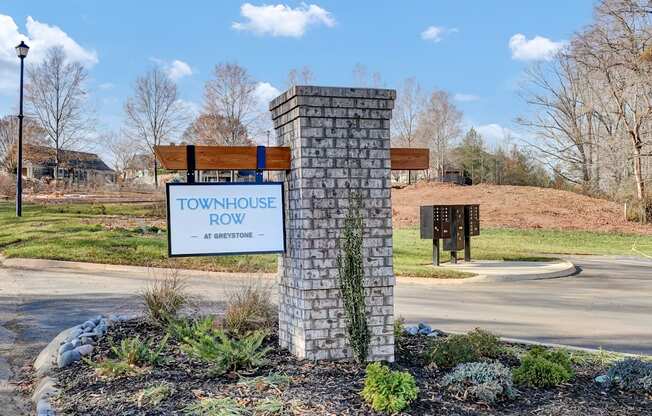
57, 349, 81, 368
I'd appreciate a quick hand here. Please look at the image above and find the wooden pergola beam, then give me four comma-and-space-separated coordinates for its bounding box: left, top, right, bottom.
154, 145, 429, 171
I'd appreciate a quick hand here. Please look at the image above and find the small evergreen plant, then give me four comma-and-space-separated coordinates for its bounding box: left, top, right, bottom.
513, 347, 574, 388
361, 362, 419, 413
337, 193, 369, 363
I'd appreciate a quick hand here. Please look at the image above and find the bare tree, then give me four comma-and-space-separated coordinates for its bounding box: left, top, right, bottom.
417, 90, 463, 177
124, 67, 187, 187
392, 77, 425, 148
203, 63, 259, 145
287, 65, 315, 88
352, 63, 368, 86
0, 115, 45, 173
572, 0, 652, 208
181, 113, 250, 145
103, 131, 138, 182
25, 47, 91, 179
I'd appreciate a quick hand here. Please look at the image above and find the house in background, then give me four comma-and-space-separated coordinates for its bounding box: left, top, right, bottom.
23, 144, 116, 185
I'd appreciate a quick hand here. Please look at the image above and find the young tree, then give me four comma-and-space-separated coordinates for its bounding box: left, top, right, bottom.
25, 47, 91, 179
182, 113, 250, 145
393, 77, 425, 149
124, 67, 187, 187
0, 115, 45, 173
203, 63, 259, 145
417, 90, 462, 178
286, 65, 315, 88
103, 131, 139, 182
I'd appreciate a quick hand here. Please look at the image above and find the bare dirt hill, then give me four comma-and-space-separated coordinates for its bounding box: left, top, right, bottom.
391, 182, 652, 235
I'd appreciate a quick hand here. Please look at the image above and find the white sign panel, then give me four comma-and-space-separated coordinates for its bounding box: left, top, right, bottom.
166, 182, 285, 256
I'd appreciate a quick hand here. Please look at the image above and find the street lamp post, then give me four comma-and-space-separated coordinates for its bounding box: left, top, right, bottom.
15, 41, 29, 217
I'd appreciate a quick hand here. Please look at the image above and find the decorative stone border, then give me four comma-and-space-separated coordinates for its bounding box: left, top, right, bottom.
32, 314, 131, 416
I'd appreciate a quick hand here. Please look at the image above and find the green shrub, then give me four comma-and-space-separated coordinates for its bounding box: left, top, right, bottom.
361, 362, 418, 413
429, 329, 500, 369
605, 358, 652, 393
254, 398, 286, 415
238, 373, 291, 391
136, 383, 174, 408
112, 335, 169, 367
182, 329, 270, 375
337, 193, 369, 363
84, 357, 137, 378
168, 316, 216, 342
222, 282, 276, 336
513, 347, 574, 388
141, 272, 190, 325
183, 397, 247, 415
394, 316, 406, 354
442, 362, 516, 403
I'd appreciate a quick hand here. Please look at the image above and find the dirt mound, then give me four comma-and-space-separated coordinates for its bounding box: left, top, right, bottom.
391, 182, 652, 235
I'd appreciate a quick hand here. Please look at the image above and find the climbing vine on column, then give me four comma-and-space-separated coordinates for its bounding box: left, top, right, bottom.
337, 193, 369, 362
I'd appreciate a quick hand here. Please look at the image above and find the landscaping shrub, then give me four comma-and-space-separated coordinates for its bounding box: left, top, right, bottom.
222, 281, 276, 336
337, 193, 369, 363
361, 362, 418, 414
141, 271, 190, 325
429, 328, 500, 368
136, 383, 174, 408
87, 334, 169, 378
254, 398, 287, 415
513, 347, 574, 388
238, 373, 291, 391
394, 316, 406, 354
112, 335, 169, 367
182, 329, 270, 375
604, 358, 652, 393
168, 316, 216, 342
442, 362, 516, 403
183, 397, 247, 415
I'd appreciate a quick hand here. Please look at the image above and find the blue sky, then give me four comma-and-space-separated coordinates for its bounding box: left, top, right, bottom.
0, 0, 595, 154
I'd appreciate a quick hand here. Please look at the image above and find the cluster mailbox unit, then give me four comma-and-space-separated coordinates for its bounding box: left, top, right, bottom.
420, 204, 480, 266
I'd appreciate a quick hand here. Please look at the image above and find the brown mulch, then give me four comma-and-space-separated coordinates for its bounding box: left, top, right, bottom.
392, 182, 652, 235
52, 319, 652, 415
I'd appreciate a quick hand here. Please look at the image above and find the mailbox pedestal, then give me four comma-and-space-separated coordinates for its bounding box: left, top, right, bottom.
420, 205, 480, 265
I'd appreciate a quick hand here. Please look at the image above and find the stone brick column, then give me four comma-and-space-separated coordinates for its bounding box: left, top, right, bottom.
269, 86, 396, 362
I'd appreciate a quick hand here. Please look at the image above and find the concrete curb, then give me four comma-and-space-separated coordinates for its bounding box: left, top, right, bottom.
0, 257, 277, 281
2, 257, 577, 286
397, 260, 577, 285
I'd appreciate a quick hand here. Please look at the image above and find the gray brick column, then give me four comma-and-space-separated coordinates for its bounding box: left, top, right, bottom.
269, 86, 396, 362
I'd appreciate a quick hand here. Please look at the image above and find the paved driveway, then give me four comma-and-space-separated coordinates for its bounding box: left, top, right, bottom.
1, 255, 651, 413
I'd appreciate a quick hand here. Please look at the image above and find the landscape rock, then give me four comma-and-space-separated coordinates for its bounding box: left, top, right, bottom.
57, 342, 75, 355
404, 326, 419, 336
75, 344, 93, 356
58, 349, 81, 368
81, 320, 96, 331
417, 323, 433, 335
595, 375, 608, 384
36, 398, 55, 416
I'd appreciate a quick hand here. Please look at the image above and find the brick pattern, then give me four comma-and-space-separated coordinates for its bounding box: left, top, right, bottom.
269, 86, 396, 362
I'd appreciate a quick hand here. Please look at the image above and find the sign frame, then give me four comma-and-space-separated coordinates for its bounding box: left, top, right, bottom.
165, 181, 286, 258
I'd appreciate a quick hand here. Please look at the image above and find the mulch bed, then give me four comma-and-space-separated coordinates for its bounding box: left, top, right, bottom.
53, 319, 652, 415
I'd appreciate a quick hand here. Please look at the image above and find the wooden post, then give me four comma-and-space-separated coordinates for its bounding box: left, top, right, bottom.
451, 250, 458, 264
464, 234, 471, 262
186, 145, 196, 184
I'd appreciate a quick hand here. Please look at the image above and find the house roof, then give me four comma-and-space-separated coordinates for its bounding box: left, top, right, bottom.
23, 145, 114, 172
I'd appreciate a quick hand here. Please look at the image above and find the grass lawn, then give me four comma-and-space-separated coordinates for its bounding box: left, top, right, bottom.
0, 202, 650, 278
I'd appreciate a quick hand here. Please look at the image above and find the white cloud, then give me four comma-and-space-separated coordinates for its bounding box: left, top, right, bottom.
421, 25, 457, 42
254, 81, 281, 109
509, 33, 565, 61
166, 59, 192, 81
98, 82, 114, 90
454, 93, 480, 102
177, 99, 200, 116
0, 14, 97, 92
476, 123, 516, 144
232, 3, 335, 37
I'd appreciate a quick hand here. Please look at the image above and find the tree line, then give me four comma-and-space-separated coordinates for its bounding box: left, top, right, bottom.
0, 47, 552, 191
518, 0, 652, 221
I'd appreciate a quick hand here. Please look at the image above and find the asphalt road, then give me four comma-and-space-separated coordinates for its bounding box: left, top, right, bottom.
1, 255, 651, 413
